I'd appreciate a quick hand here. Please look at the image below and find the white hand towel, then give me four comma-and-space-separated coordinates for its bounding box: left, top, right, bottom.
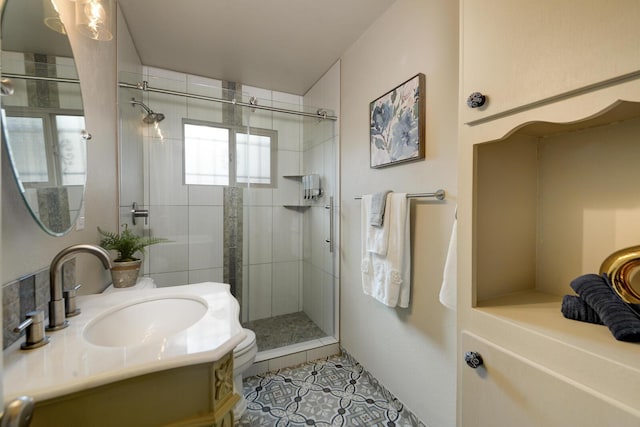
365, 193, 391, 255
361, 193, 411, 308
439, 217, 457, 310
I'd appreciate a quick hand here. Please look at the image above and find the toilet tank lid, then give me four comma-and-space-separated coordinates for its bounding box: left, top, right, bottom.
235, 329, 256, 354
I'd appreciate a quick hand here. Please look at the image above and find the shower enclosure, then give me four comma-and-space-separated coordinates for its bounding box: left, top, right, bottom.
117, 68, 339, 357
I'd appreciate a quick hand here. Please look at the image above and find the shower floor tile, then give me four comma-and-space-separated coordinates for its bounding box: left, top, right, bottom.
237, 353, 425, 427
242, 312, 328, 352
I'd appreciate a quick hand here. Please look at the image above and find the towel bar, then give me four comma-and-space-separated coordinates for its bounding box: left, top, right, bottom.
354, 189, 445, 201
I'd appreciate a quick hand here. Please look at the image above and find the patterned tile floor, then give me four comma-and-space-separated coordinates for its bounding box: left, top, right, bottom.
237, 353, 425, 427
242, 312, 328, 351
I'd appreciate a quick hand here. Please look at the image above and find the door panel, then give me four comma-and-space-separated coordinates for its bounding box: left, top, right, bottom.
461, 331, 639, 427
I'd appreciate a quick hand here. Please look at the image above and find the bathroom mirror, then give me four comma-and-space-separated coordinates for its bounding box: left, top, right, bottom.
1, 0, 87, 236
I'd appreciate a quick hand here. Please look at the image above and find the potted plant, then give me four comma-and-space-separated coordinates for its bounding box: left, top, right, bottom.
98, 225, 167, 288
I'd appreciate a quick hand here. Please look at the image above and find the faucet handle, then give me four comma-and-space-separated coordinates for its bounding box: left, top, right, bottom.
13, 311, 49, 350
64, 284, 82, 317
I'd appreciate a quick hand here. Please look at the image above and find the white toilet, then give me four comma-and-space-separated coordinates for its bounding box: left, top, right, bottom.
232, 328, 258, 418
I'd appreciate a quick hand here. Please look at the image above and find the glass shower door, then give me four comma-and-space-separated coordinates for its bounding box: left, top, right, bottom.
118, 69, 339, 357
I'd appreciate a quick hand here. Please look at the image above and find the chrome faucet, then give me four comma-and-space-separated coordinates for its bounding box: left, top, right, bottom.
47, 244, 113, 331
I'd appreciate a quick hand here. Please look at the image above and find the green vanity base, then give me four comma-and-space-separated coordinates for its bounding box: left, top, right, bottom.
31, 352, 237, 427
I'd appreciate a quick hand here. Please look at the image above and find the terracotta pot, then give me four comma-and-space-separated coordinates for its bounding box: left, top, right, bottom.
110, 259, 142, 288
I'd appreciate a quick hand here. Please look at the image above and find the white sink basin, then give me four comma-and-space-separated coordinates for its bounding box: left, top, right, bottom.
83, 296, 208, 347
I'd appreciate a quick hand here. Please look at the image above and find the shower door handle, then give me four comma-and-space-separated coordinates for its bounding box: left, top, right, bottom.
324, 197, 334, 253
131, 202, 149, 225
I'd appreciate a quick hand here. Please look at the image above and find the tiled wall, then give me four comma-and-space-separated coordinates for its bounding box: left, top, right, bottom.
2, 259, 75, 349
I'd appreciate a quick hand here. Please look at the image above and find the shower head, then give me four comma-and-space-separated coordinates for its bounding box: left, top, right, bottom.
142, 111, 165, 124
130, 98, 165, 124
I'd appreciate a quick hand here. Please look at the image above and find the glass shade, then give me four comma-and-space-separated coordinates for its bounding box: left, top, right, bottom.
75, 0, 113, 41
43, 0, 66, 35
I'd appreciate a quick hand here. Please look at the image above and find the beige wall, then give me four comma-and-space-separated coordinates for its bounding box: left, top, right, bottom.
339, 0, 458, 425
1, 0, 118, 293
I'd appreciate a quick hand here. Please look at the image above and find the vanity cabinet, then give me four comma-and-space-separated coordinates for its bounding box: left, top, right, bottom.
460, 0, 640, 126
458, 1, 640, 425
30, 352, 238, 427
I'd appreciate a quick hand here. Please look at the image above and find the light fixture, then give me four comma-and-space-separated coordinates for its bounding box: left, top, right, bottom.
75, 0, 113, 41
43, 0, 67, 35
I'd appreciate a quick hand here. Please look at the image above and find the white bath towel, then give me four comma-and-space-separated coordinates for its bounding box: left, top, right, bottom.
364, 193, 391, 255
439, 216, 457, 310
361, 193, 411, 308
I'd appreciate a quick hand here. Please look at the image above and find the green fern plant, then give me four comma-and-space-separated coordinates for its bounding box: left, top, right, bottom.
98, 225, 168, 262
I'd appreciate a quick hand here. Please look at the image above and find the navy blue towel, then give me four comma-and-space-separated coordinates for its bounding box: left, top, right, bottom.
561, 294, 602, 325
570, 273, 640, 342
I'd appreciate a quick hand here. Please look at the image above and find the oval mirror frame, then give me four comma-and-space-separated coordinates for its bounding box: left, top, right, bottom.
1, 0, 87, 236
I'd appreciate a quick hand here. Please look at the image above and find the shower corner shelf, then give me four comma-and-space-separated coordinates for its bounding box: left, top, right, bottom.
283, 204, 310, 211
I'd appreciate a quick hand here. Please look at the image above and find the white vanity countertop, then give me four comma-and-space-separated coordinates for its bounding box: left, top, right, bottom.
3, 282, 245, 404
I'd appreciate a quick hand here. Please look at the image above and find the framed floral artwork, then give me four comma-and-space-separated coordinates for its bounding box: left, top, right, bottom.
369, 73, 425, 168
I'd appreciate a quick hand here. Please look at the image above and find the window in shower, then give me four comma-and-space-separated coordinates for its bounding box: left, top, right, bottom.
183, 119, 277, 187
183, 121, 230, 185
236, 130, 276, 185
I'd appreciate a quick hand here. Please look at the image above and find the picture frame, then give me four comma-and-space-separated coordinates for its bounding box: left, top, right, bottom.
369, 73, 425, 168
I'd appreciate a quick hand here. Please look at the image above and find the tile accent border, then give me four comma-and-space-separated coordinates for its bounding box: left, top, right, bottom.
223, 186, 243, 305
3, 259, 76, 349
